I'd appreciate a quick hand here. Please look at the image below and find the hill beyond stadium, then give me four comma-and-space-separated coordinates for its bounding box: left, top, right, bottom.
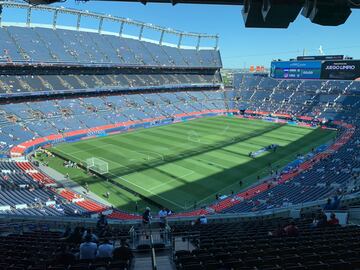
0, 2, 360, 270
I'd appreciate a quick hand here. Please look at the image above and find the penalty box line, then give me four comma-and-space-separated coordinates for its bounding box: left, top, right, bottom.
66, 153, 186, 210
53, 148, 186, 209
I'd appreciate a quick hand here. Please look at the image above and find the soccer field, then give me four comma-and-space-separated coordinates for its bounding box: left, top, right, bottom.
48, 116, 336, 212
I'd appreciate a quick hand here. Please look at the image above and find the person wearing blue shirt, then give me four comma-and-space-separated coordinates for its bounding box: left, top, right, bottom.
80, 234, 97, 260
97, 238, 114, 258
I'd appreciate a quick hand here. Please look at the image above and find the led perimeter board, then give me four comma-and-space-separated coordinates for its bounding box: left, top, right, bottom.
270, 61, 322, 79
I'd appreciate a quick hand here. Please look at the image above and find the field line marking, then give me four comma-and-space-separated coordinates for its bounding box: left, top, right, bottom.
55, 116, 217, 150
53, 148, 186, 209
148, 170, 195, 192
92, 154, 197, 203
86, 155, 188, 209
106, 172, 185, 209
55, 117, 241, 156
60, 117, 266, 160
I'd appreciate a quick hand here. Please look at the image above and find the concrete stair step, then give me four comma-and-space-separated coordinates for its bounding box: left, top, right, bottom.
132, 252, 175, 270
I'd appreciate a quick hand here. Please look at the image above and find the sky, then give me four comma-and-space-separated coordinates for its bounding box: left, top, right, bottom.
4, 1, 360, 68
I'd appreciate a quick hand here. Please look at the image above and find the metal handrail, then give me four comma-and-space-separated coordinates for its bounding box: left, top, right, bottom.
150, 233, 158, 270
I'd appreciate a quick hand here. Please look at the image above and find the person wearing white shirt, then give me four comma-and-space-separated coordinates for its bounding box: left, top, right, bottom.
158, 208, 168, 228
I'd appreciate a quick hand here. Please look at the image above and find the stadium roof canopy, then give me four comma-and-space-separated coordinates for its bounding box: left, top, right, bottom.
22, 0, 360, 28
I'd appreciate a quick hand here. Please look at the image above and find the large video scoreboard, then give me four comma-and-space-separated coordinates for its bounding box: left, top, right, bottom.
270, 61, 322, 79
271, 58, 360, 80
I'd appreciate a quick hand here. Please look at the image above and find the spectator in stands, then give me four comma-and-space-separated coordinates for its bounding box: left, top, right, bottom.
324, 198, 333, 210
66, 226, 83, 244
101, 226, 115, 238
195, 214, 208, 225
311, 212, 328, 228
332, 194, 343, 210
324, 194, 343, 211
97, 238, 114, 259
200, 215, 208, 224
82, 228, 98, 243
142, 207, 152, 225
158, 208, 167, 228
113, 239, 133, 262
79, 234, 98, 260
142, 207, 152, 238
96, 214, 108, 232
328, 213, 340, 226
53, 245, 76, 267
283, 221, 299, 237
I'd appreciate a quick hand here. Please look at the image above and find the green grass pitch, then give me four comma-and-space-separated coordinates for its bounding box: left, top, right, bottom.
45, 116, 336, 213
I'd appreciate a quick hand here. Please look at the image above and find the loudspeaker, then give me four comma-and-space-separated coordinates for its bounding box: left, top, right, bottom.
242, 0, 267, 28
302, 0, 352, 26
302, 0, 315, 18
242, 0, 302, 28
262, 0, 303, 28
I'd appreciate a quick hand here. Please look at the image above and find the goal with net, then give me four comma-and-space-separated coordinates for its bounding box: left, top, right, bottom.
86, 157, 109, 175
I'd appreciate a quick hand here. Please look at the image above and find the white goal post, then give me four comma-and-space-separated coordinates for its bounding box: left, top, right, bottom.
86, 157, 109, 175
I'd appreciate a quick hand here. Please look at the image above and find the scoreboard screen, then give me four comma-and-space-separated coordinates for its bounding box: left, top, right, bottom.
320, 60, 360, 81
270, 61, 322, 79
271, 59, 360, 80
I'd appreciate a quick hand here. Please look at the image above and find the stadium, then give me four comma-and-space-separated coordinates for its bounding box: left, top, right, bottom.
1, 1, 360, 270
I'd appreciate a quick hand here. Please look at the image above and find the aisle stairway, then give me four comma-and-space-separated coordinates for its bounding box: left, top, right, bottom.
131, 223, 175, 270
132, 252, 175, 270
